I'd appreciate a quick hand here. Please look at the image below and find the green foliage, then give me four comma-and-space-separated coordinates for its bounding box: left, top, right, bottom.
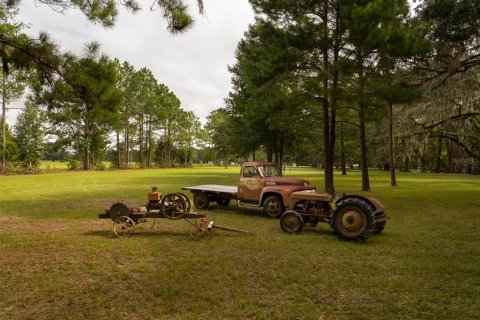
37, 54, 122, 170
205, 108, 231, 165
7, 0, 203, 32
419, 0, 480, 44
13, 101, 45, 170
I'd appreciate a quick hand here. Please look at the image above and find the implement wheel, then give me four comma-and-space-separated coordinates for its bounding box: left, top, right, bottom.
175, 192, 192, 213
331, 198, 375, 241
113, 216, 135, 238
108, 202, 130, 222
280, 211, 304, 233
161, 193, 187, 219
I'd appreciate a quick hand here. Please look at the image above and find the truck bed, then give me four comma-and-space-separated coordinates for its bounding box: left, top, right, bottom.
182, 184, 238, 197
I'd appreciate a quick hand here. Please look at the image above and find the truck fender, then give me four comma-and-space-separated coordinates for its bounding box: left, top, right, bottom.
259, 191, 284, 206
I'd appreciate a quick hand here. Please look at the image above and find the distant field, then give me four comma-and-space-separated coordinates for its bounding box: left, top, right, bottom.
0, 167, 479, 319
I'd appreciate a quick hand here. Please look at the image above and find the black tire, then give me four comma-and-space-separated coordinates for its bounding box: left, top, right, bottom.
280, 211, 304, 233
216, 198, 231, 206
263, 195, 284, 218
373, 212, 387, 234
331, 197, 375, 241
193, 192, 209, 210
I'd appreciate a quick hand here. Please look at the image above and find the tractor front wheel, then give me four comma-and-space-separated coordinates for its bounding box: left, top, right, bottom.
280, 211, 304, 233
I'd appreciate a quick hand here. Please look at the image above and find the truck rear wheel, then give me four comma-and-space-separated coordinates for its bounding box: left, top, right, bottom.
280, 211, 304, 233
263, 195, 284, 218
331, 198, 375, 241
216, 198, 231, 206
193, 192, 209, 210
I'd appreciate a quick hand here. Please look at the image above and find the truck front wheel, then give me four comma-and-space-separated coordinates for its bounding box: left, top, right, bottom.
263, 195, 284, 218
193, 192, 209, 210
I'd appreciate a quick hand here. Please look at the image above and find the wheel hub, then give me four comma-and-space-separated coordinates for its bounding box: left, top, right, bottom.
340, 210, 365, 232
284, 215, 299, 229
268, 202, 280, 214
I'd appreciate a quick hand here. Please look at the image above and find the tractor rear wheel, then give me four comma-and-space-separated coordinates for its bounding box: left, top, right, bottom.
280, 211, 304, 233
331, 198, 375, 241
373, 212, 387, 234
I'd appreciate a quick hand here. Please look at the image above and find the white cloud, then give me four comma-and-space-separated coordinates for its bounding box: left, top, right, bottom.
7, 0, 254, 124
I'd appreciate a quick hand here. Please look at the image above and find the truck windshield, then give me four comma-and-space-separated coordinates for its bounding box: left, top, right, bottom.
257, 165, 279, 177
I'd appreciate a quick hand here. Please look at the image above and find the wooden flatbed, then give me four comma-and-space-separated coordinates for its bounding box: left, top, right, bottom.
181, 184, 238, 200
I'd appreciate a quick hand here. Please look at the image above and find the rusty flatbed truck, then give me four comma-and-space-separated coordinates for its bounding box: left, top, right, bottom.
182, 161, 387, 241
182, 162, 314, 218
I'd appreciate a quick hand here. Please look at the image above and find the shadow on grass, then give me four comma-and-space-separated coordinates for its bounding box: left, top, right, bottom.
83, 228, 249, 240
204, 204, 266, 218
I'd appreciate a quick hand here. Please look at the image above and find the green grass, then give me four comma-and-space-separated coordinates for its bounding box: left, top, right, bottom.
0, 167, 479, 319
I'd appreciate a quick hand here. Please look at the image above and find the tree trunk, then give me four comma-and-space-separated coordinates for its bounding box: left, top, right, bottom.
83, 118, 90, 171
358, 51, 370, 192
224, 150, 227, 169
116, 131, 121, 168
403, 155, 410, 172
1, 75, 6, 175
340, 123, 347, 176
388, 102, 397, 186
435, 137, 442, 173
139, 116, 144, 168
322, 1, 340, 193
125, 124, 130, 168
359, 109, 370, 191
147, 120, 152, 168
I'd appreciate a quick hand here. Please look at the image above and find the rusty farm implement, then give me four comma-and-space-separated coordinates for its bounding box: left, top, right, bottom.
98, 187, 249, 238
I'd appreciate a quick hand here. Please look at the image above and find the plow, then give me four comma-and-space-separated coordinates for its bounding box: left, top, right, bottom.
98, 187, 250, 238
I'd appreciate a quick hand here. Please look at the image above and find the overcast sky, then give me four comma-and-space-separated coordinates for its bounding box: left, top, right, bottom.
8, 0, 255, 125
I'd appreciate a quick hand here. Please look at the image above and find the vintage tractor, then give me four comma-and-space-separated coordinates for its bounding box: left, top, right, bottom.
280, 190, 387, 241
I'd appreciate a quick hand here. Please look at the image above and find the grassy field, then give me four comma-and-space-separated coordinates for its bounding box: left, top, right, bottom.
0, 167, 479, 319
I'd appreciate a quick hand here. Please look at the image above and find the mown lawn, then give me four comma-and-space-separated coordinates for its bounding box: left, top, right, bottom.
0, 167, 479, 319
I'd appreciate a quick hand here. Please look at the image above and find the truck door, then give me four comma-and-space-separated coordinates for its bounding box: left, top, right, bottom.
238, 165, 263, 202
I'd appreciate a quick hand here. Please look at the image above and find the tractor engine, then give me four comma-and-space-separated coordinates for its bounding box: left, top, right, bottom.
293, 200, 331, 224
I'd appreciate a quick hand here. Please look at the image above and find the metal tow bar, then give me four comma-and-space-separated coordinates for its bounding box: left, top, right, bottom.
206, 220, 250, 234
189, 218, 250, 239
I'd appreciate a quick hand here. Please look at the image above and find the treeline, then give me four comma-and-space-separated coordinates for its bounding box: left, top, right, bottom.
1, 57, 209, 173
1, 1, 480, 191
0, 0, 206, 174
203, 0, 480, 192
